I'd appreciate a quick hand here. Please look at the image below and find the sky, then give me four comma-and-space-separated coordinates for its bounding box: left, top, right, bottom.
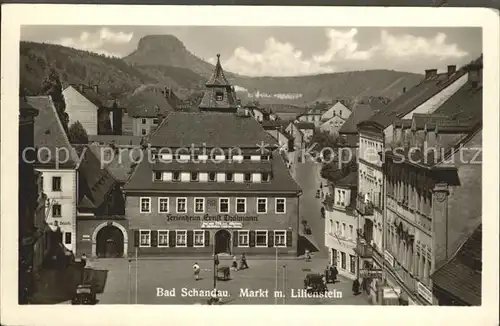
21, 26, 482, 77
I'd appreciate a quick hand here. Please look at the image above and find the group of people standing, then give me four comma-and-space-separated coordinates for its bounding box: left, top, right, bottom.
192, 253, 250, 281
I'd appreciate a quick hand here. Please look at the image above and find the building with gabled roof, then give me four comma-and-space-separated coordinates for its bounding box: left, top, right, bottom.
123, 110, 302, 257
30, 95, 79, 251
198, 54, 239, 113
63, 84, 122, 136
74, 145, 128, 258
359, 58, 483, 306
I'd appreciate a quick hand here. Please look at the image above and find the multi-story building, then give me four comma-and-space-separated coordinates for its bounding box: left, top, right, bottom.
381, 62, 482, 306
122, 56, 302, 257
324, 171, 359, 279
355, 59, 478, 305
123, 112, 302, 256
30, 96, 79, 252
321, 101, 351, 122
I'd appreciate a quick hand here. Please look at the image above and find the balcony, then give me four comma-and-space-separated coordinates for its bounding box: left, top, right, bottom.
357, 194, 374, 216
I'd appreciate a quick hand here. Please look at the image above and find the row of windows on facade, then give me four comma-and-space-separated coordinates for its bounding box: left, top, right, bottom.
328, 219, 355, 240
332, 248, 356, 274
137, 229, 288, 248
151, 153, 272, 163
387, 175, 433, 217
140, 197, 286, 214
153, 171, 272, 183
386, 223, 433, 288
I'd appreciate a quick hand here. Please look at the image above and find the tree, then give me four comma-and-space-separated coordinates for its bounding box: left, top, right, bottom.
68, 121, 89, 145
41, 68, 69, 131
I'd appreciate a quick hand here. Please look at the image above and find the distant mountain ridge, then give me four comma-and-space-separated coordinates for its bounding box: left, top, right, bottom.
20, 37, 423, 108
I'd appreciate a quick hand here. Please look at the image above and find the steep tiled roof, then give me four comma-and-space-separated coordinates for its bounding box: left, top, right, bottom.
89, 145, 140, 183
295, 122, 315, 130
336, 171, 358, 188
75, 145, 117, 209
147, 111, 279, 148
198, 87, 238, 111
432, 224, 482, 305
126, 90, 175, 118
123, 151, 301, 193
338, 104, 376, 135
365, 69, 468, 129
29, 96, 77, 168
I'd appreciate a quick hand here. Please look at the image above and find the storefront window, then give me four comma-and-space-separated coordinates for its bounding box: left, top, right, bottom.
194, 230, 205, 247
274, 231, 286, 247
255, 231, 268, 247
158, 230, 169, 247
238, 231, 249, 247
176, 230, 187, 247
139, 230, 151, 247
341, 252, 346, 269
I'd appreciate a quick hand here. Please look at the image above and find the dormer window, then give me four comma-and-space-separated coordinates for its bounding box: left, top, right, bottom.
226, 173, 233, 182
209, 172, 217, 182
153, 118, 159, 125
154, 171, 163, 181
173, 171, 180, 182
215, 91, 224, 101
191, 172, 199, 182
262, 173, 270, 182
244, 173, 251, 183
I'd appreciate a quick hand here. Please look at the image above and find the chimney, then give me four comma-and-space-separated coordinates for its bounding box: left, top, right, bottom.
447, 65, 456, 77
93, 85, 99, 93
425, 69, 438, 80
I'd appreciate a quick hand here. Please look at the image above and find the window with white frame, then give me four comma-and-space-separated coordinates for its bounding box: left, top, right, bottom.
238, 231, 249, 247
219, 198, 230, 213
140, 197, 151, 213
158, 230, 169, 247
257, 198, 267, 213
191, 172, 199, 182
194, 198, 205, 213
255, 231, 268, 247
52, 204, 62, 217
176, 230, 187, 247
194, 230, 205, 247
236, 198, 246, 213
275, 198, 286, 214
139, 230, 151, 247
176, 198, 187, 213
274, 231, 286, 247
158, 197, 169, 213
208, 172, 217, 182
154, 171, 163, 181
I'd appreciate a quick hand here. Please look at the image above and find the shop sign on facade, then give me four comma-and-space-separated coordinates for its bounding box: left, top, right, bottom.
201, 221, 243, 229
383, 287, 401, 298
359, 269, 383, 278
417, 281, 433, 304
384, 250, 394, 267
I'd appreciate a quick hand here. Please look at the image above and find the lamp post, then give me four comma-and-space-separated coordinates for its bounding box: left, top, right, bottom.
128, 259, 132, 304
274, 247, 278, 305
282, 264, 287, 305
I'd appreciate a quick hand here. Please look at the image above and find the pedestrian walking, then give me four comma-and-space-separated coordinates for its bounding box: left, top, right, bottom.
240, 253, 249, 269
352, 278, 360, 295
81, 253, 87, 267
214, 254, 219, 267
231, 256, 238, 271
193, 262, 200, 281
305, 249, 311, 262
331, 265, 338, 283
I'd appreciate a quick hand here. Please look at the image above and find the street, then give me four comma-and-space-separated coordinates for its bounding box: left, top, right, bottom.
294, 159, 328, 257
91, 257, 371, 305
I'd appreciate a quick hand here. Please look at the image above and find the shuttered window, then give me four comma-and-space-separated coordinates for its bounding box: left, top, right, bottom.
139, 230, 151, 247
176, 230, 187, 247
194, 230, 205, 247
158, 230, 169, 247
274, 231, 286, 247
255, 231, 268, 247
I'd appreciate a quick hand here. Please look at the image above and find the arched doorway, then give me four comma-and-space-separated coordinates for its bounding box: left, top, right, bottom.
96, 224, 124, 258
214, 229, 231, 255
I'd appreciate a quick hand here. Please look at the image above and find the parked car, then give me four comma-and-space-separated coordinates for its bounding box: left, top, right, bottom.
303, 273, 327, 294
71, 284, 97, 305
